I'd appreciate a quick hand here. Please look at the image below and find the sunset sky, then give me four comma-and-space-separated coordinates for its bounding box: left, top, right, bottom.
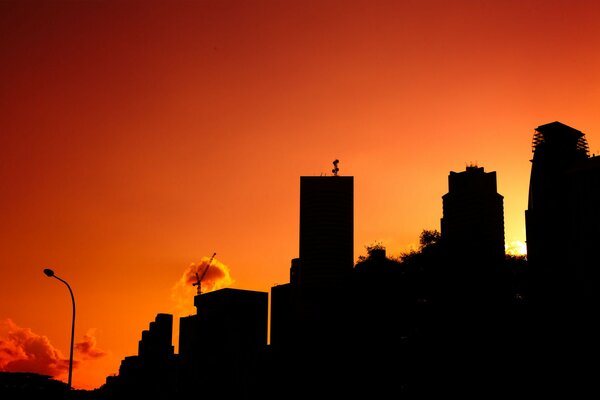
2, 0, 600, 390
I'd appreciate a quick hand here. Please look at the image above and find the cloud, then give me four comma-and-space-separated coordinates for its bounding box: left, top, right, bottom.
171, 255, 235, 317
0, 319, 107, 381
75, 329, 107, 360
0, 318, 74, 377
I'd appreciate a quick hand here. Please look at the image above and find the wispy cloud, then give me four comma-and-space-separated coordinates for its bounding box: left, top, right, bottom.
75, 329, 107, 360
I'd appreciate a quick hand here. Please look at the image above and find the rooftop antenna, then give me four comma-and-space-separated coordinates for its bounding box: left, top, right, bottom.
193, 252, 216, 295
332, 159, 339, 176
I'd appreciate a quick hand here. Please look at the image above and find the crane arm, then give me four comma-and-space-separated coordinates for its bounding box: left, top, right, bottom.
192, 252, 216, 295
199, 252, 216, 282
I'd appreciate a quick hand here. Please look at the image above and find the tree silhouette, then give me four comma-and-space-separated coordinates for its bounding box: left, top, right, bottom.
418, 229, 441, 249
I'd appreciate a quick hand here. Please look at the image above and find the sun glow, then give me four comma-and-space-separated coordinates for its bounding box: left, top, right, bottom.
506, 241, 527, 256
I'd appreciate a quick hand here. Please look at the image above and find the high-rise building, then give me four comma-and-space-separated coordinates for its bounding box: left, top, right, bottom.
439, 165, 506, 304
298, 175, 354, 288
525, 121, 597, 304
441, 165, 505, 264
269, 170, 355, 374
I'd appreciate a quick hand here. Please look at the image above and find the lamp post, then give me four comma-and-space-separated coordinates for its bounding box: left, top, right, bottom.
43, 268, 75, 391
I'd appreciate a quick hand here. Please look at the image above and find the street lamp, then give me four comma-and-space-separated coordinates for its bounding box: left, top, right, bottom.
43, 268, 75, 391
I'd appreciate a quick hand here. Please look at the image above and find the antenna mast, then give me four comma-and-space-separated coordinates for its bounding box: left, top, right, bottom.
332, 159, 339, 176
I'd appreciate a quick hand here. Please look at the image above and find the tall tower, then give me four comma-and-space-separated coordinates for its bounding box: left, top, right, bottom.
270, 164, 356, 393
270, 165, 354, 351
525, 121, 592, 304
440, 165, 506, 304
441, 165, 505, 264
298, 174, 354, 289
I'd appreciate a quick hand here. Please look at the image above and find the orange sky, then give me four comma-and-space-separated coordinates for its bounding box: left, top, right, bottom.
2, 0, 600, 390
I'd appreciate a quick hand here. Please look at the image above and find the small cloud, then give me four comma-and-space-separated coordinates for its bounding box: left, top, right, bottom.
171, 255, 235, 317
75, 329, 107, 360
0, 318, 74, 377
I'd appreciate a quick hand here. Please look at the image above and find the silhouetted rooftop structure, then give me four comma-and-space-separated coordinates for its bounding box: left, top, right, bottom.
532, 121, 588, 155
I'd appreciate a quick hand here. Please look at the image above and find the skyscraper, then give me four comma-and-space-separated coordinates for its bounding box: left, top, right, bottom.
270, 169, 354, 361
440, 165, 506, 304
298, 175, 354, 289
268, 168, 356, 397
525, 121, 596, 304
441, 165, 505, 264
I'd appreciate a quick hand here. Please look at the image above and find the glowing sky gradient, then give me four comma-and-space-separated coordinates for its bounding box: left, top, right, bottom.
2, 0, 600, 390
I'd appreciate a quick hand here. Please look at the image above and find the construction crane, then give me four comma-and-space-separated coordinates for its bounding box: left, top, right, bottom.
193, 252, 216, 295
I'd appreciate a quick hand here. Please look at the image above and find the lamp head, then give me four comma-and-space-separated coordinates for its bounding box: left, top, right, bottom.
43, 268, 55, 277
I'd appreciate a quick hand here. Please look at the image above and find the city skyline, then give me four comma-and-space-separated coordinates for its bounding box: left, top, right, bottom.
2, 0, 600, 390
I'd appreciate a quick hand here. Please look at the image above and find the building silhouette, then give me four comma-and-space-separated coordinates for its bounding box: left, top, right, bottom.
523, 121, 598, 397
563, 155, 600, 303
441, 164, 505, 263
269, 171, 358, 397
525, 121, 597, 305
102, 313, 177, 397
298, 175, 354, 288
440, 165, 506, 303
271, 174, 355, 343
268, 259, 298, 349
78, 132, 598, 399
178, 288, 268, 398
